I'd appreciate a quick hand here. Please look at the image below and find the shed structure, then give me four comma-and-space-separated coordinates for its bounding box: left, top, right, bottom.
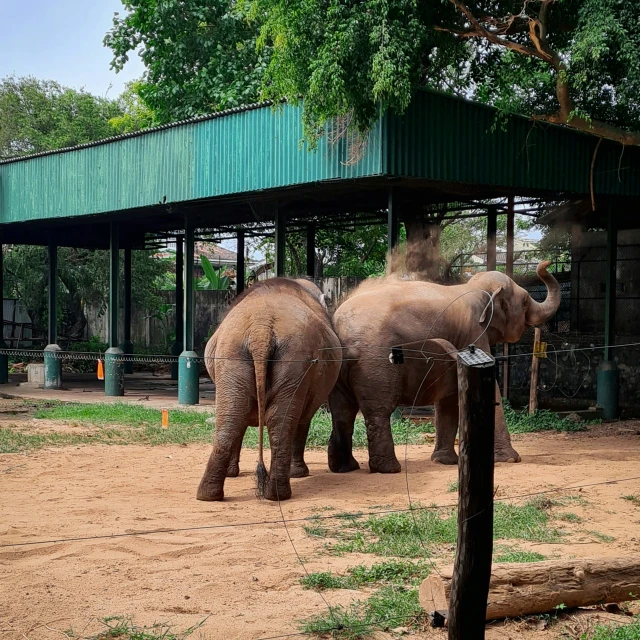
1, 89, 638, 410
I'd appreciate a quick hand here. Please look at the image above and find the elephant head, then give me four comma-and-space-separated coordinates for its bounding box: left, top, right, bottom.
469, 261, 561, 344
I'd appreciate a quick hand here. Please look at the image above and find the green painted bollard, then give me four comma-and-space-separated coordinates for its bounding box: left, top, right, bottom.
178, 350, 200, 405
120, 339, 134, 375
105, 346, 125, 397
597, 360, 619, 420
43, 344, 63, 390
170, 341, 183, 381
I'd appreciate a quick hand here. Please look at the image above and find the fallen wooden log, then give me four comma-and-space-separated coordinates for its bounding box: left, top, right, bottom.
420, 557, 640, 621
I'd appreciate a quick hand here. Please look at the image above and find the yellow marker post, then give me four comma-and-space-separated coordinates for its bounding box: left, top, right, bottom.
161, 409, 169, 429
534, 341, 548, 359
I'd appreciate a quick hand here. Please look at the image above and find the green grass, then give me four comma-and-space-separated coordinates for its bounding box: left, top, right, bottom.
558, 512, 583, 523
318, 500, 561, 559
301, 585, 424, 640
588, 530, 615, 543
622, 495, 640, 507
503, 401, 590, 433
583, 617, 640, 639
0, 404, 434, 453
493, 544, 546, 563
447, 480, 459, 493
69, 615, 206, 640
300, 560, 431, 591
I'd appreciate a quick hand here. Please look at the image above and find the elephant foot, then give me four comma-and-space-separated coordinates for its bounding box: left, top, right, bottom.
328, 452, 361, 473
368, 454, 401, 474
226, 463, 240, 478
431, 449, 459, 465
495, 446, 521, 464
290, 462, 309, 478
196, 480, 224, 502
264, 479, 292, 502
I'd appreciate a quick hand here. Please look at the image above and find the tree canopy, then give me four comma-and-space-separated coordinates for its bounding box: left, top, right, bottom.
104, 0, 267, 123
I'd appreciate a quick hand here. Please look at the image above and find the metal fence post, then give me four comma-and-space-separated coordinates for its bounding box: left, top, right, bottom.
449, 348, 495, 640
120, 247, 134, 375
0, 241, 8, 384
44, 239, 62, 390
105, 222, 124, 397
179, 219, 199, 405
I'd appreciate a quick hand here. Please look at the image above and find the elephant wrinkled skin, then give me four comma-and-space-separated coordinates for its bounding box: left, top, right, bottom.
328, 261, 561, 474
197, 278, 341, 502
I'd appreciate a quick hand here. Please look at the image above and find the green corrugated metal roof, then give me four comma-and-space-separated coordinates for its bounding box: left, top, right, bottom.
1, 91, 639, 227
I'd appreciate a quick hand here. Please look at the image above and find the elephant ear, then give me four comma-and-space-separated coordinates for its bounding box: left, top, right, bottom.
479, 286, 503, 323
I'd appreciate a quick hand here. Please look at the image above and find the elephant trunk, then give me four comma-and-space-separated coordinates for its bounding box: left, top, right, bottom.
525, 261, 561, 326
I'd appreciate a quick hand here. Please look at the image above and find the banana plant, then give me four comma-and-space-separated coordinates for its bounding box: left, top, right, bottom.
196, 255, 230, 290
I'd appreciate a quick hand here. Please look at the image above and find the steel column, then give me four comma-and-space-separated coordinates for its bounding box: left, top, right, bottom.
597, 204, 619, 418
237, 230, 245, 294
306, 223, 316, 277
120, 247, 134, 374
179, 220, 199, 405
171, 234, 184, 380
387, 188, 399, 252
0, 241, 8, 384
275, 207, 286, 277
502, 196, 515, 399
486, 206, 497, 271
105, 222, 124, 396
44, 240, 62, 389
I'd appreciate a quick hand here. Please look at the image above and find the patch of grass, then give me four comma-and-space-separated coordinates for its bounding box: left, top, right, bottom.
72, 615, 205, 640
588, 530, 615, 543
493, 545, 546, 563
503, 400, 589, 434
558, 512, 583, 523
301, 585, 424, 640
301, 560, 431, 591
622, 495, 640, 507
323, 500, 561, 559
303, 524, 330, 538
447, 480, 459, 493
583, 616, 640, 639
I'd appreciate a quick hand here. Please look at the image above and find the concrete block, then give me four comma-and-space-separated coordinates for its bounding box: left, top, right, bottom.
27, 363, 45, 385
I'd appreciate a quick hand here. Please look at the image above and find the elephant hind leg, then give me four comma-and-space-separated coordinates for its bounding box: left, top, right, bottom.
364, 410, 401, 474
328, 386, 361, 473
290, 420, 311, 478
226, 424, 248, 477
432, 394, 459, 465
197, 416, 245, 501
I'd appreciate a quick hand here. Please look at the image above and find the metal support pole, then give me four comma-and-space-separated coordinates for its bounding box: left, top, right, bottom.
171, 234, 184, 380
105, 222, 124, 396
387, 188, 399, 252
597, 204, 619, 419
120, 247, 134, 374
449, 350, 496, 640
275, 206, 286, 277
0, 241, 8, 384
306, 223, 316, 278
503, 196, 515, 399
486, 206, 497, 272
179, 219, 199, 405
44, 239, 62, 389
237, 230, 245, 294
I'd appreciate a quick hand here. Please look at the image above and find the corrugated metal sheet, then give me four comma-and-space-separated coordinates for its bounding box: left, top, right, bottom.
0, 103, 383, 225
385, 90, 640, 197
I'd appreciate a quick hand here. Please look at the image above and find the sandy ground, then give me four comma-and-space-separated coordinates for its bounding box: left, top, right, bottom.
1, 423, 640, 640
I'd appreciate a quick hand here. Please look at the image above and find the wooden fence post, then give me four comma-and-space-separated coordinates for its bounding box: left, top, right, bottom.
448, 348, 496, 640
529, 327, 542, 414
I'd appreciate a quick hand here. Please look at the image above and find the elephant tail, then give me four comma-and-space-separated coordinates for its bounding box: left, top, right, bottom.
251, 325, 273, 499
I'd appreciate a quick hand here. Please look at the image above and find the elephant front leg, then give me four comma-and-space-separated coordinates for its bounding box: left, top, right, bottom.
432, 394, 459, 465
364, 412, 401, 474
494, 383, 521, 463
290, 421, 311, 478
328, 387, 361, 473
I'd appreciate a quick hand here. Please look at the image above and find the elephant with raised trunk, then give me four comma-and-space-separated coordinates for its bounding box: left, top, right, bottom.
328, 261, 560, 474
197, 278, 341, 502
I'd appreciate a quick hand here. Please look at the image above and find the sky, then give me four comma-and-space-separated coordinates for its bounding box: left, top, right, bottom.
1, 0, 145, 98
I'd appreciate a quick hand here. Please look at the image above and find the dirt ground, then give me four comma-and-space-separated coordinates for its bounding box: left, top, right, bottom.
1, 417, 640, 640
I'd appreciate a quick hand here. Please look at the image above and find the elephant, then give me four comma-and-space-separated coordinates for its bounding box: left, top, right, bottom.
197, 277, 342, 502
327, 261, 561, 474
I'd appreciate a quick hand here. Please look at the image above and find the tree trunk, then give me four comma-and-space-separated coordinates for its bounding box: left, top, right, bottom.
420, 557, 640, 621
404, 218, 443, 281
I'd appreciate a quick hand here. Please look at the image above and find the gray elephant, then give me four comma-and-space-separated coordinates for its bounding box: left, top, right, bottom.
197, 278, 341, 502
327, 261, 560, 474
